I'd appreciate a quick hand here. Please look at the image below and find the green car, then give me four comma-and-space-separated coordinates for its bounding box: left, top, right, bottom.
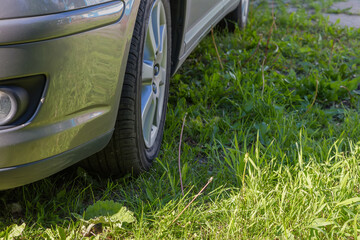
0, 0, 249, 190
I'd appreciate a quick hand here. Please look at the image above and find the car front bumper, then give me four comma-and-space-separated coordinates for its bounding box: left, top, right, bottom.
0, 0, 139, 190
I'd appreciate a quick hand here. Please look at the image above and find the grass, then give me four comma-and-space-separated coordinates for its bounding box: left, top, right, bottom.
288, 0, 347, 13
1, 0, 360, 239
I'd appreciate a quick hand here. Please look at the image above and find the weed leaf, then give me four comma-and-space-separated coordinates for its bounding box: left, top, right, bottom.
83, 200, 136, 227
2, 223, 26, 240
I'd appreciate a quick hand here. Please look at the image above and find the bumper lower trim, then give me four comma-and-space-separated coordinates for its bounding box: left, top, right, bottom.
0, 129, 113, 190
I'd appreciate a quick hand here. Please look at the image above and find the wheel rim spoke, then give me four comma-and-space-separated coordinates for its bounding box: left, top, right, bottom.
159, 25, 167, 66
157, 91, 164, 126
141, 91, 156, 146
145, 17, 157, 61
141, 0, 167, 148
152, 4, 161, 49
159, 67, 166, 85
142, 60, 153, 84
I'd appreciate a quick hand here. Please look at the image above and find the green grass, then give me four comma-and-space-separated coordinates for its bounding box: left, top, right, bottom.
288, 0, 348, 13
1, 0, 360, 239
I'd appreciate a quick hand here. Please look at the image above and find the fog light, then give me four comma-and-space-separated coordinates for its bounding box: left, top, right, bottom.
0, 87, 28, 126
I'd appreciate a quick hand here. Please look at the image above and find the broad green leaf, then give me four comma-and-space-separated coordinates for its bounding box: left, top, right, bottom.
83, 200, 136, 226
6, 223, 25, 239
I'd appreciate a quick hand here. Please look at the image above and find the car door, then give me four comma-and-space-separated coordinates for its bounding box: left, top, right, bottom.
182, 0, 223, 54
222, 0, 241, 16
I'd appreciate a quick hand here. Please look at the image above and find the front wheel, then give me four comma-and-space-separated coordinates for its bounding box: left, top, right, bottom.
82, 0, 171, 177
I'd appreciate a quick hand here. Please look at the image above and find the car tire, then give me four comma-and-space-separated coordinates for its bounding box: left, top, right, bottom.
223, 0, 250, 31
82, 0, 171, 177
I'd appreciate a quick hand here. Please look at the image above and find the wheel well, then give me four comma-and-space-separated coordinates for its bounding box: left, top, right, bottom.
169, 0, 186, 75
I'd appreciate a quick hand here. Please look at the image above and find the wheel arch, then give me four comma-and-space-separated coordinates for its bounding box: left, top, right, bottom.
169, 0, 187, 75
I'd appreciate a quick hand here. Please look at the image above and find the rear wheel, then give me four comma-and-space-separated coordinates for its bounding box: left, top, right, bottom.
82, 0, 171, 177
223, 0, 250, 31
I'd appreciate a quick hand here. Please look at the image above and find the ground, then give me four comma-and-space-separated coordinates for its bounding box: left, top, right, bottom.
323, 0, 360, 28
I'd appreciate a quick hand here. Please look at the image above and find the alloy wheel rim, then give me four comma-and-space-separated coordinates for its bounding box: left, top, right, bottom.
241, 0, 249, 24
141, 0, 167, 148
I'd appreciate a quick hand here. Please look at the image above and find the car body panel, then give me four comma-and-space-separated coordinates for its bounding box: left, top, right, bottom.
0, 130, 113, 190
184, 0, 223, 53
0, 0, 114, 19
185, 0, 220, 31
0, 1, 125, 46
175, 0, 240, 72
